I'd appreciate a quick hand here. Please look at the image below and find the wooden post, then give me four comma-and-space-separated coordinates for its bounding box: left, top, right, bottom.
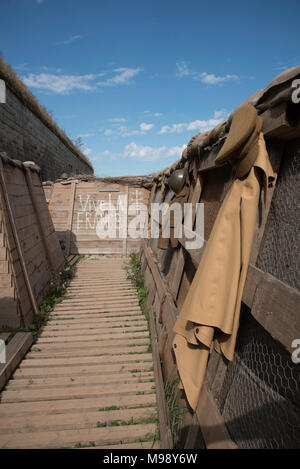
122, 185, 129, 258
65, 182, 76, 256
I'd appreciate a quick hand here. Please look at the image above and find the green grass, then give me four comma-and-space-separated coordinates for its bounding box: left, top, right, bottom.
96, 414, 158, 429
164, 376, 186, 448
125, 253, 151, 353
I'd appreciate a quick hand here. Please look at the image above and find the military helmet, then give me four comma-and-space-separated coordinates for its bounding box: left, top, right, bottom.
167, 167, 187, 194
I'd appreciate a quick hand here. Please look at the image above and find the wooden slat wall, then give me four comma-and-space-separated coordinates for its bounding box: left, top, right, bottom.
0, 154, 64, 328
140, 134, 300, 449
48, 181, 150, 256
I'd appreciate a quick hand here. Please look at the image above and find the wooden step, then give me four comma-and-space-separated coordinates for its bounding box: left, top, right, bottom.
0, 406, 157, 434
13, 361, 154, 379
0, 423, 157, 448
1, 381, 156, 403
7, 370, 154, 389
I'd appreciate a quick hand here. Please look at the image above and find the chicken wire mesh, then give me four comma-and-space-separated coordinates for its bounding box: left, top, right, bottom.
218, 305, 300, 449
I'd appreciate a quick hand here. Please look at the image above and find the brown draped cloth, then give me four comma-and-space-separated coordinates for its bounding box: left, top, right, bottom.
172, 133, 275, 410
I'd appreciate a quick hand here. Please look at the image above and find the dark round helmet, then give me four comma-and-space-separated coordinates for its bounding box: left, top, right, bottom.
167, 168, 187, 194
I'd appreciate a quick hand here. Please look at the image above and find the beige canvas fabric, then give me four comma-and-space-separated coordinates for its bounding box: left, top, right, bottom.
173, 132, 275, 410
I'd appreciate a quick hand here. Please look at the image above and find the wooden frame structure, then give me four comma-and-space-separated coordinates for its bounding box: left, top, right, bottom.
0, 153, 64, 328
140, 97, 300, 448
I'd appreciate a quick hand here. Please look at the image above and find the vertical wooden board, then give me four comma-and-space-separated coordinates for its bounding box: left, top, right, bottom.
65, 182, 76, 256
121, 185, 129, 257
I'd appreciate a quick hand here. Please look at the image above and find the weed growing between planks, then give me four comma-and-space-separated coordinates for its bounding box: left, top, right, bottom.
125, 252, 151, 353
164, 376, 186, 448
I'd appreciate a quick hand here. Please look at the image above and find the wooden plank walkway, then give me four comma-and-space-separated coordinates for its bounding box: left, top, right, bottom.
0, 258, 159, 449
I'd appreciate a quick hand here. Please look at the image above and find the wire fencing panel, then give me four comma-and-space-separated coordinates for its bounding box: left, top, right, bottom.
218, 306, 300, 449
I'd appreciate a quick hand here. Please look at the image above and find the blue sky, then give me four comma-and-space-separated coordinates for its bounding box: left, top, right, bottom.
0, 0, 299, 176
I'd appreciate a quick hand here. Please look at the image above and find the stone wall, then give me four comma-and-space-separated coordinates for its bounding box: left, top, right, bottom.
0, 87, 93, 181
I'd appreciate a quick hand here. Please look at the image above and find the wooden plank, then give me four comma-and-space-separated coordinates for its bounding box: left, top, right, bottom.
242, 265, 300, 353
0, 407, 156, 434
184, 414, 201, 449
148, 297, 173, 448
19, 352, 153, 368
195, 383, 237, 449
261, 102, 300, 140
1, 381, 155, 403
13, 362, 154, 380
68, 255, 80, 267
65, 182, 76, 256
0, 332, 33, 392
0, 423, 157, 449
121, 184, 128, 257
0, 333, 10, 342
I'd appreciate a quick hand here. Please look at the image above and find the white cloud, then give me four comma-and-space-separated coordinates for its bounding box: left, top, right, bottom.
176, 61, 239, 85
97, 68, 143, 87
118, 126, 140, 137
143, 111, 162, 117
199, 72, 239, 85
83, 148, 92, 156
22, 72, 103, 94
158, 110, 228, 135
110, 117, 126, 123
176, 61, 190, 77
103, 122, 154, 137
139, 122, 154, 132
124, 142, 186, 161
22, 67, 142, 94
91, 150, 116, 162
56, 35, 84, 46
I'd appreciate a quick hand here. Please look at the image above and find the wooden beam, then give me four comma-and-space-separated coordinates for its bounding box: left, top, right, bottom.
65, 182, 76, 257
243, 265, 300, 353
122, 185, 129, 258
184, 414, 201, 449
148, 296, 173, 449
195, 383, 237, 449
0, 332, 33, 392
261, 101, 300, 141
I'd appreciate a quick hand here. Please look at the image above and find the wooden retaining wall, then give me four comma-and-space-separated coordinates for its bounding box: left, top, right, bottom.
0, 153, 64, 328
140, 107, 300, 448
45, 180, 150, 257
